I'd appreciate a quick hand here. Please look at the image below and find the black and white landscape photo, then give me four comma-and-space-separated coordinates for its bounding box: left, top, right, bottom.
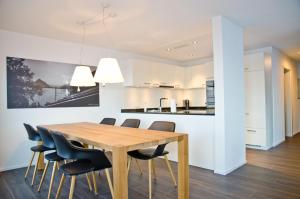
6, 57, 99, 109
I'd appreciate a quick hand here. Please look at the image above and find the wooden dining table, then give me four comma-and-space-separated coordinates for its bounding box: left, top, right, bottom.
40, 122, 189, 199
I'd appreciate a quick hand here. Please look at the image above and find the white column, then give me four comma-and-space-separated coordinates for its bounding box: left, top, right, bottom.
212, 16, 246, 175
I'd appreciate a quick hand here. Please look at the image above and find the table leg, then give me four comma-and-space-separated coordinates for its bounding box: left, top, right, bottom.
178, 135, 189, 199
112, 147, 128, 199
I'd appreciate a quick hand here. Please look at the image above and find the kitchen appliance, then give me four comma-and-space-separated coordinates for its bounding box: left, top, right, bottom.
206, 80, 215, 108
183, 99, 190, 110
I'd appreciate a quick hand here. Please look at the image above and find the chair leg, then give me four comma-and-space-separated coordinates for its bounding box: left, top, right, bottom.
85, 173, 93, 191
37, 160, 50, 192
55, 174, 65, 199
98, 170, 102, 180
69, 176, 76, 199
31, 152, 41, 186
92, 171, 98, 195
148, 160, 152, 199
56, 162, 60, 170
164, 155, 177, 187
105, 169, 114, 199
152, 159, 157, 180
135, 159, 143, 175
47, 161, 58, 199
127, 157, 132, 175
25, 151, 35, 179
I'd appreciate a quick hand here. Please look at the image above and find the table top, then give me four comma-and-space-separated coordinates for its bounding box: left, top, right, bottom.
40, 122, 186, 151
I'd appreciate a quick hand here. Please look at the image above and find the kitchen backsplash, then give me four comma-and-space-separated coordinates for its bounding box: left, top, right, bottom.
122, 87, 206, 109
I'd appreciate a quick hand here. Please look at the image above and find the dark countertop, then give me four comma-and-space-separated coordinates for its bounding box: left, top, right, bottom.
121, 107, 215, 116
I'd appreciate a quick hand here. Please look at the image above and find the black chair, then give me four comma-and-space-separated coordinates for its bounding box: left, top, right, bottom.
127, 121, 177, 199
99, 118, 116, 125
121, 119, 140, 128
51, 132, 114, 199
36, 127, 92, 199
24, 123, 53, 186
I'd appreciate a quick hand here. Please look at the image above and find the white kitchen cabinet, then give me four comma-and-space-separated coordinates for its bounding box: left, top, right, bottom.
173, 66, 185, 88
244, 52, 272, 149
153, 62, 176, 86
185, 62, 214, 89
245, 128, 267, 147
123, 59, 154, 87
244, 70, 266, 129
124, 59, 185, 88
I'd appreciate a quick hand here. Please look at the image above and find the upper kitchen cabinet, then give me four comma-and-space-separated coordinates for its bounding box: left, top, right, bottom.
185, 62, 214, 89
153, 62, 185, 88
124, 59, 185, 88
123, 59, 154, 87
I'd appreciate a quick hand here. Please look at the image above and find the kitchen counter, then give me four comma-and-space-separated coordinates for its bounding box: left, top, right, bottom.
121, 107, 215, 115
120, 111, 215, 170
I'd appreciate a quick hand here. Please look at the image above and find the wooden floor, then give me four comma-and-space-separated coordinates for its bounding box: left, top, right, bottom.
1, 133, 300, 199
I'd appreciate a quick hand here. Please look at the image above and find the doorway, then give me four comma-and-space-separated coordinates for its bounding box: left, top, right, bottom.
284, 69, 293, 137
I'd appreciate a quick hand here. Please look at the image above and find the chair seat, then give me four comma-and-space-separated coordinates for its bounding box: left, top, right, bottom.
128, 148, 169, 160
60, 160, 95, 176
31, 145, 53, 152
45, 152, 64, 161
70, 140, 84, 148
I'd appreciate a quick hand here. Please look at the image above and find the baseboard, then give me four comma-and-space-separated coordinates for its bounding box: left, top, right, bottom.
0, 163, 27, 172
246, 144, 272, 150
214, 159, 247, 175
293, 131, 299, 136
272, 139, 285, 147
262, 145, 272, 150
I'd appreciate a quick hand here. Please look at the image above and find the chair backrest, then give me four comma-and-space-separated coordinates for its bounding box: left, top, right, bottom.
148, 121, 175, 132
121, 119, 140, 128
148, 121, 176, 157
24, 123, 41, 141
52, 132, 112, 169
100, 118, 116, 125
37, 126, 55, 149
51, 132, 76, 159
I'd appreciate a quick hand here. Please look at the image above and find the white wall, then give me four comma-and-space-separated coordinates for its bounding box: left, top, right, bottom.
297, 63, 300, 133
0, 30, 205, 171
271, 48, 298, 147
213, 16, 246, 175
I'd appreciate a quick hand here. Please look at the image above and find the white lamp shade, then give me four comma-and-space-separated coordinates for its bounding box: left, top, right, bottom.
70, 66, 96, 87
93, 58, 124, 84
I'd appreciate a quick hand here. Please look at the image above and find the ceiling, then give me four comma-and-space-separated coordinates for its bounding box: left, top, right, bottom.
0, 0, 300, 62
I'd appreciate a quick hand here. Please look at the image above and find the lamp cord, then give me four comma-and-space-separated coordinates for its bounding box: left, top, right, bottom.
79, 24, 86, 65
77, 3, 116, 62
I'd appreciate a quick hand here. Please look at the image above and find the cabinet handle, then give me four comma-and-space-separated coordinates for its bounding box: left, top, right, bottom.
247, 129, 256, 133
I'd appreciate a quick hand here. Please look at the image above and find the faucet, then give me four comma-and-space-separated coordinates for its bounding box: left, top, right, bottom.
159, 97, 168, 112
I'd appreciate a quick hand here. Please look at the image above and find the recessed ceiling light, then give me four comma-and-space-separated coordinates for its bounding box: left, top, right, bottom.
193, 41, 198, 44
166, 48, 171, 52
190, 53, 194, 56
